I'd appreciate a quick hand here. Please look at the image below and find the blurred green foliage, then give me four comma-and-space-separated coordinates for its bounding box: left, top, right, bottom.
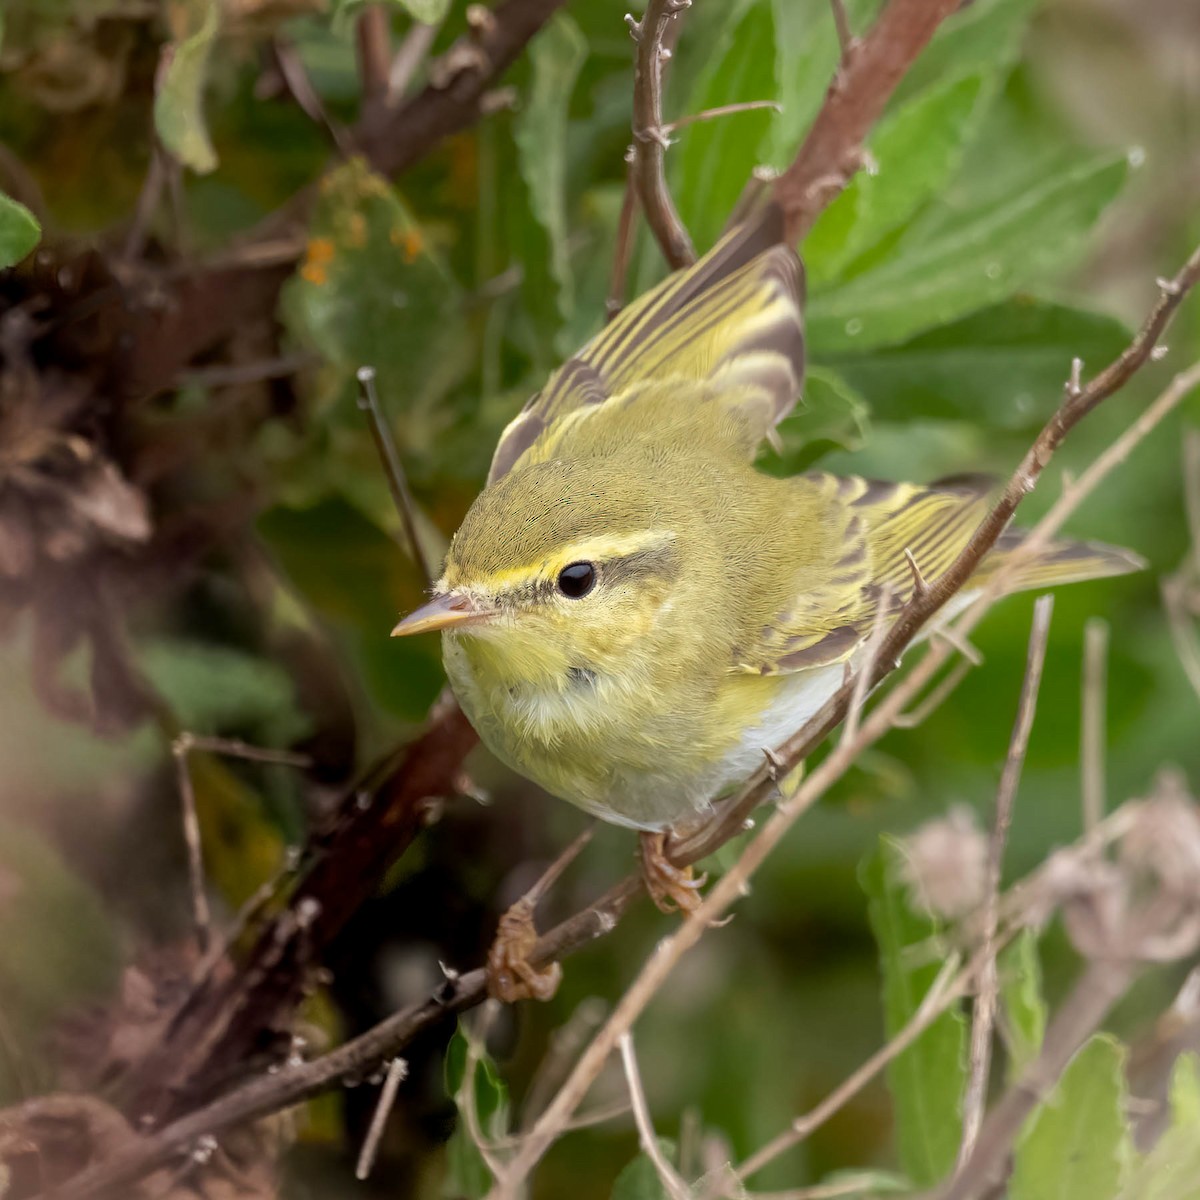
0, 0, 1198, 1195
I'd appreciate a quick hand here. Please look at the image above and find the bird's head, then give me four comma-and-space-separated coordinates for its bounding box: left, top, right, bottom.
391, 459, 691, 689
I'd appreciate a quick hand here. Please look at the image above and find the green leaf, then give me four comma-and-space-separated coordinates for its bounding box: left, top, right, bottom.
610, 1141, 678, 1200
768, 365, 871, 473
806, 73, 987, 285
766, 0, 880, 171
278, 159, 467, 525
807, 154, 1128, 352
1117, 1054, 1200, 1200
443, 1024, 510, 1200
513, 13, 587, 351
895, 0, 1041, 105
998, 929, 1046, 1080
137, 639, 311, 748
1010, 1033, 1131, 1200
0, 190, 39, 267
674, 0, 779, 254
154, 0, 220, 174
861, 836, 967, 1187
819, 298, 1131, 429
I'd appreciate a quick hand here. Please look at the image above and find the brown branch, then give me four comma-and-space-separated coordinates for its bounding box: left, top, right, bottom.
357, 6, 393, 121
358, 0, 570, 177
48, 250, 1200, 1200
606, 161, 640, 320
485, 361, 1200, 1194
772, 0, 963, 243
958, 597, 1053, 1168
114, 695, 478, 1124
628, 0, 696, 268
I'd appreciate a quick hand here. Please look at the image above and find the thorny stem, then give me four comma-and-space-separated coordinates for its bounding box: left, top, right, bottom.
629, 0, 696, 269
46, 275, 1200, 1200
485, 362, 1200, 1196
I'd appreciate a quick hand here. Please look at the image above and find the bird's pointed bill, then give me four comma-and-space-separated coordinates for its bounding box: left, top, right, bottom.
391, 592, 497, 637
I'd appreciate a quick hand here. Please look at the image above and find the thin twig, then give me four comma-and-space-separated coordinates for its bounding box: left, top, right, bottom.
356, 366, 433, 588
172, 738, 212, 954
272, 37, 354, 156
1183, 428, 1200, 568
387, 18, 440, 103
958, 596, 1053, 1169
50, 261, 1200, 1200
618, 1033, 691, 1200
629, 0, 695, 268
479, 360, 1200, 1200
354, 1057, 408, 1180
840, 586, 892, 745
663, 100, 782, 134
939, 958, 1138, 1200
172, 734, 312, 770
357, 6, 393, 121
1081, 618, 1110, 831
178, 352, 317, 390
892, 658, 974, 729
606, 161, 640, 321
828, 0, 855, 60
123, 147, 166, 262
736, 955, 967, 1183
1162, 429, 1200, 700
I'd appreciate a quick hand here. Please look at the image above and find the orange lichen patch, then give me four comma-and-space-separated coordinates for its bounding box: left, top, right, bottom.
301, 236, 335, 285
390, 226, 423, 263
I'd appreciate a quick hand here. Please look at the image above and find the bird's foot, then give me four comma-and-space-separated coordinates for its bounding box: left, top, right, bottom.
485, 826, 593, 1003
639, 830, 707, 915
486, 896, 562, 1003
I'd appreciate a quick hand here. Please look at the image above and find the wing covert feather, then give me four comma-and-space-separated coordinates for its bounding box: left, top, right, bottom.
488, 203, 805, 484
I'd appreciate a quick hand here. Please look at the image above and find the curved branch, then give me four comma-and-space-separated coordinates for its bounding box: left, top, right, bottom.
772, 0, 963, 243
629, 0, 696, 268
50, 241, 1200, 1200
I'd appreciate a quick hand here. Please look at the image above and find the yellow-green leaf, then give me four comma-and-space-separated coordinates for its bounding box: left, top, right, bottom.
154, 0, 220, 174
1010, 1034, 1131, 1200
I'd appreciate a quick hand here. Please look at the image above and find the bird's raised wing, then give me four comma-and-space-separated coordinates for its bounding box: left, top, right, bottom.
488, 202, 805, 483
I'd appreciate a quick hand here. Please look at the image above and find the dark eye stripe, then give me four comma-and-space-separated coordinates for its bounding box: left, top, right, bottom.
557, 562, 596, 598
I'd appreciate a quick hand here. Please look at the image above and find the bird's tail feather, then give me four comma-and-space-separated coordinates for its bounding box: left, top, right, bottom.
972, 530, 1145, 594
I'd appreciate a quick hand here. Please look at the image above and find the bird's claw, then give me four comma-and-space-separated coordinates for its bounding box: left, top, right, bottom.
639, 830, 706, 914
486, 897, 562, 1003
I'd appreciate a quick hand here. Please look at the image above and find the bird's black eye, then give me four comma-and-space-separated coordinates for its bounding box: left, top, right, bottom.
557, 561, 596, 599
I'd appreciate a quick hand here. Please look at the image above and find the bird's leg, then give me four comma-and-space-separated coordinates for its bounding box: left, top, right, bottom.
639, 829, 707, 915
486, 826, 593, 1003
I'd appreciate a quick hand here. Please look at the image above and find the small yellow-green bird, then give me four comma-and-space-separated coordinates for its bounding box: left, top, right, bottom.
393, 203, 1139, 911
